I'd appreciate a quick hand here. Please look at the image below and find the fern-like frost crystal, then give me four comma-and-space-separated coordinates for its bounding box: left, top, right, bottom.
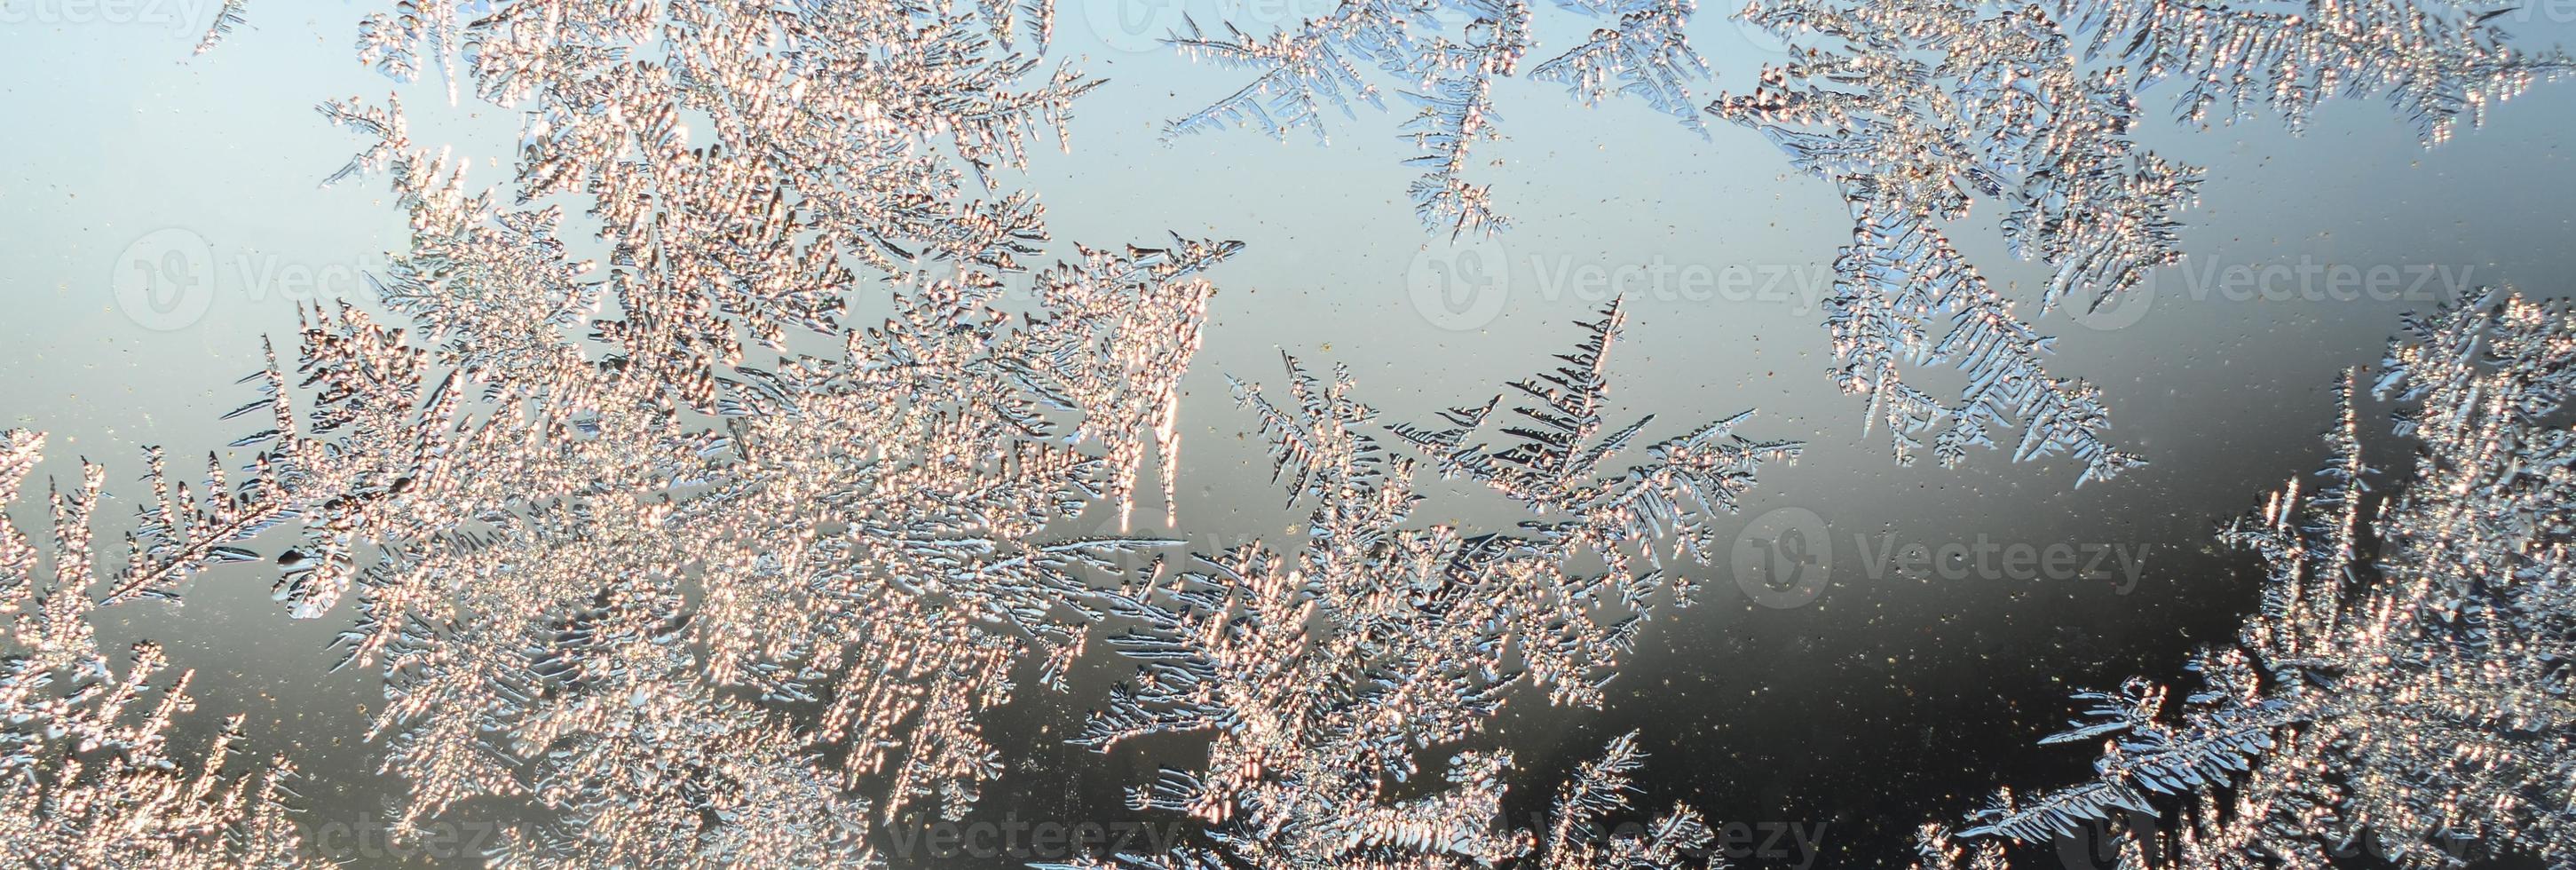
13, 0, 2576, 866
1931, 292, 2576, 867
1064, 301, 1794, 868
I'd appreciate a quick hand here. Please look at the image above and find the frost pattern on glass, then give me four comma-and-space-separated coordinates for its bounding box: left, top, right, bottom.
28, 1, 1239, 865
18, 0, 2576, 866
1922, 292, 2576, 867
1820, 194, 2141, 485
1709, 0, 2567, 482
1061, 302, 1794, 867
194, 0, 249, 57
1162, 0, 1711, 235
0, 431, 315, 867
1164, 0, 2564, 484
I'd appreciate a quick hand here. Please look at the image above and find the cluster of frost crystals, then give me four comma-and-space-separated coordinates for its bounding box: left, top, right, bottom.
1055, 301, 1793, 869
1163, 0, 2564, 484
1709, 0, 2568, 483
1920, 290, 2576, 869
36, 1, 1249, 866
0, 431, 315, 867
1708, 3, 2186, 483
1819, 194, 2146, 486
1162, 0, 1711, 234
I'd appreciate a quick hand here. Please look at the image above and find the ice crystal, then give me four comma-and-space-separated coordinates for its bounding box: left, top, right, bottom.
193, 0, 249, 57
1164, 0, 2564, 483
21, 0, 2574, 866
1928, 290, 2576, 867
1819, 193, 2142, 485
1041, 732, 1718, 870
1711, 0, 2569, 481
20, 0, 1235, 864
1162, 0, 1712, 235
1063, 301, 1793, 867
0, 431, 315, 868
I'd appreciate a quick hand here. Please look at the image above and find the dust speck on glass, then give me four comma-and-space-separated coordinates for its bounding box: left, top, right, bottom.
1, 0, 2572, 867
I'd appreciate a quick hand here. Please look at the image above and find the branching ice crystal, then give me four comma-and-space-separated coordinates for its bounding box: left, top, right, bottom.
28, 0, 2576, 866
1821, 193, 2143, 485
22, 0, 1240, 865
1166, 0, 2562, 484
1711, 0, 2568, 482
0, 431, 315, 867
1060, 301, 1792, 867
1163, 0, 1711, 235
1924, 290, 2576, 867
194, 0, 249, 57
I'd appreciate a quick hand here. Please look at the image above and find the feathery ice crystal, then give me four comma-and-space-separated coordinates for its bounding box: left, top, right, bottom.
1711, 0, 2568, 483
13, 0, 2573, 866
1161, 0, 2565, 484
108, 0, 1233, 865
1057, 301, 1793, 868
0, 431, 315, 867
1924, 291, 2576, 868
1162, 0, 1712, 236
